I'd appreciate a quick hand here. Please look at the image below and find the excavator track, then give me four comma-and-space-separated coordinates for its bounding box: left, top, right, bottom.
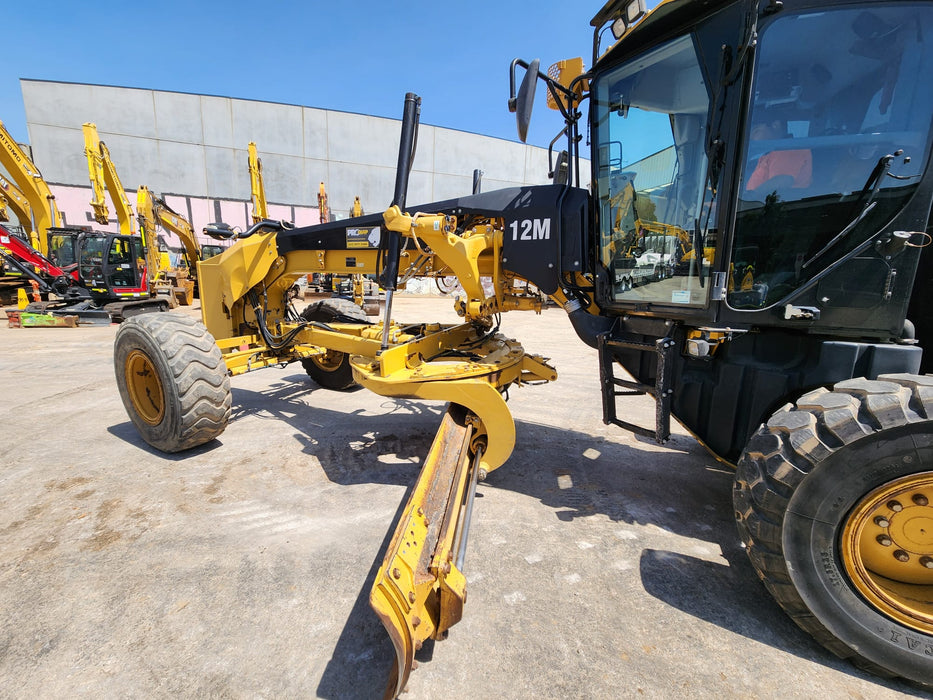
370, 403, 482, 698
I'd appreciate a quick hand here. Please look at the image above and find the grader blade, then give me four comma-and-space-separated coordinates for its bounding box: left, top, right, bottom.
370, 403, 483, 698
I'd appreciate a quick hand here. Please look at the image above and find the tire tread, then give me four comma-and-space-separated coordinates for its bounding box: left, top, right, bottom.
734, 375, 931, 683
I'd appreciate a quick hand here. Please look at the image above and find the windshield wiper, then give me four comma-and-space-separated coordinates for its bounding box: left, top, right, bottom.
801, 149, 905, 270
694, 2, 764, 288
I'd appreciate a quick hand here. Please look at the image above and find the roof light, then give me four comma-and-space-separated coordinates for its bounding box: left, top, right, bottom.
609, 0, 647, 39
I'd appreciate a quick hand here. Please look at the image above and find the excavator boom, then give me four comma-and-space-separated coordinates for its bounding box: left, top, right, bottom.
0, 119, 63, 254
247, 141, 268, 224
0, 173, 32, 227
83, 123, 136, 236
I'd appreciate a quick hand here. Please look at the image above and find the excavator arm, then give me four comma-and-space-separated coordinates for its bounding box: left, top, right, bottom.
136, 185, 201, 306
138, 187, 202, 270
0, 120, 63, 254
318, 181, 329, 223
83, 123, 137, 237
0, 173, 32, 228
247, 141, 268, 224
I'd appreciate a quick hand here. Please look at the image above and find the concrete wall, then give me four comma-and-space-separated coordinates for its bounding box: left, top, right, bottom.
21, 80, 586, 222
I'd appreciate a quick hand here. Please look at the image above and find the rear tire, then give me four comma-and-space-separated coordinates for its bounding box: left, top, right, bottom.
299, 299, 368, 390
734, 375, 933, 687
114, 313, 231, 452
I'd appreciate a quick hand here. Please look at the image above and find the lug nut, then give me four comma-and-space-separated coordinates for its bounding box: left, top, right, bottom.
913, 494, 929, 507
894, 549, 910, 563
874, 516, 890, 528
409, 591, 416, 603
920, 556, 933, 569
887, 500, 904, 512
393, 567, 401, 579
876, 534, 893, 546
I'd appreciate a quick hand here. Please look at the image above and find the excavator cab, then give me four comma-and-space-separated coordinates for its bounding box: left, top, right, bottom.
74, 232, 147, 297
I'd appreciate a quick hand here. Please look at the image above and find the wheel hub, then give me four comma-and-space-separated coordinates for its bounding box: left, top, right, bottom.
125, 349, 165, 425
842, 472, 933, 634
312, 350, 345, 372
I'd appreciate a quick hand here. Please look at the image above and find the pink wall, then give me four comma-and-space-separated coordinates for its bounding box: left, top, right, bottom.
47, 184, 322, 252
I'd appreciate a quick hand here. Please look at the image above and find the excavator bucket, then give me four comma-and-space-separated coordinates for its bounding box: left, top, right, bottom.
370, 403, 482, 698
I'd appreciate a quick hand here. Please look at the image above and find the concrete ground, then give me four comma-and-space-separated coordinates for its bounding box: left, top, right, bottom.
0, 296, 928, 699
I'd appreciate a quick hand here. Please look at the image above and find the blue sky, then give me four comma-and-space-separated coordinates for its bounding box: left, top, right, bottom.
1, 1, 660, 150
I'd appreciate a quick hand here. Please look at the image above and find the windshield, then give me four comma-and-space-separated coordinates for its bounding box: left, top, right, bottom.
593, 34, 712, 307
729, 4, 933, 310
78, 234, 111, 287
48, 230, 78, 268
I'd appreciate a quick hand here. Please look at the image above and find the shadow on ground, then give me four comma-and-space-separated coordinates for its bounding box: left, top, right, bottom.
111, 373, 924, 697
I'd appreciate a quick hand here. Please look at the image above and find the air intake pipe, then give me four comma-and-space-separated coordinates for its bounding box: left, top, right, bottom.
562, 298, 614, 348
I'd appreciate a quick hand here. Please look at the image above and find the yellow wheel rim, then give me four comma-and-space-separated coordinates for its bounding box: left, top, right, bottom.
842, 471, 933, 634
311, 350, 345, 373
125, 349, 165, 425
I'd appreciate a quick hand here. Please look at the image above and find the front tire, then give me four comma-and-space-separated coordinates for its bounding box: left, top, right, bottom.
114, 313, 231, 452
299, 299, 369, 390
734, 375, 933, 687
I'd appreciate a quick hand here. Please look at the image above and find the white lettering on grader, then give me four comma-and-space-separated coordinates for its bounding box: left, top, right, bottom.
509, 218, 551, 241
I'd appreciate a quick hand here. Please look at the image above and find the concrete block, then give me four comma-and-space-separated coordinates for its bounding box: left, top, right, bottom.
482, 177, 525, 194
523, 147, 552, 185
152, 140, 208, 195
324, 161, 397, 217
433, 128, 526, 183
261, 153, 313, 206
22, 81, 95, 130
302, 108, 328, 160
432, 173, 475, 202
411, 124, 435, 174
232, 99, 303, 156
201, 96, 234, 147
406, 170, 435, 208
87, 85, 158, 139
204, 147, 243, 200
154, 92, 204, 144
27, 124, 87, 185
326, 112, 399, 169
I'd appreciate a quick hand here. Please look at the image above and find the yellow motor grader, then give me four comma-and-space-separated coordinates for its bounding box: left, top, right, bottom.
114, 0, 933, 693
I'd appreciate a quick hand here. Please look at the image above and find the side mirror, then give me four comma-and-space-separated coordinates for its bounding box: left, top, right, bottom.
551, 151, 570, 185
515, 59, 540, 143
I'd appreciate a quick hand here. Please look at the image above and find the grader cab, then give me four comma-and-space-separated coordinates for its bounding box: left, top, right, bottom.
114, 0, 933, 693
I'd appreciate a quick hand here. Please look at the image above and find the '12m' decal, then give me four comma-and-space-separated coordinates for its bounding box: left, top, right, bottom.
509, 218, 551, 241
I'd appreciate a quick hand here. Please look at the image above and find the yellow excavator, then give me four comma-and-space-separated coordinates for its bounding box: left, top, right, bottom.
136, 186, 201, 305
0, 120, 167, 320
0, 172, 32, 230
83, 122, 197, 307
114, 0, 933, 693
0, 119, 65, 255
0, 120, 92, 307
